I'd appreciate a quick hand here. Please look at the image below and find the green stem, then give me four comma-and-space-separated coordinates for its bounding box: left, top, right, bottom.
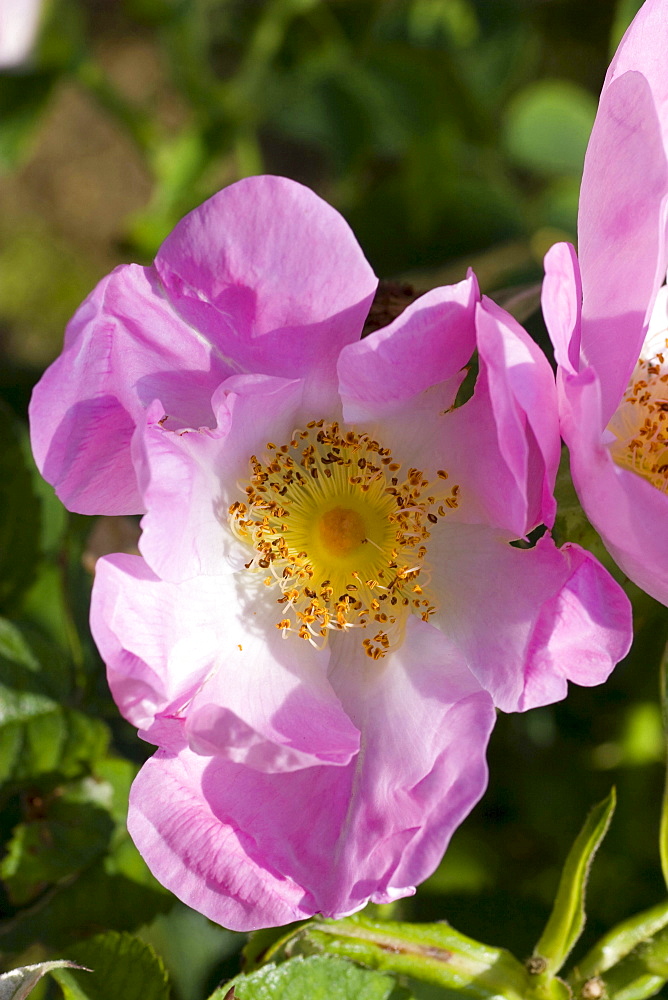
660, 639, 668, 888
294, 916, 537, 1000
571, 899, 668, 986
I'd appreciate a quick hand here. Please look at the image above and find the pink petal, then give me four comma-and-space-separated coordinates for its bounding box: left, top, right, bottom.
578, 70, 668, 423
90, 554, 220, 730
542, 241, 582, 377
137, 376, 306, 582
431, 299, 560, 537
29, 177, 376, 515
606, 0, 668, 127
560, 367, 668, 606
127, 619, 494, 931
431, 385, 526, 533
154, 175, 377, 414
339, 278, 559, 538
430, 524, 631, 713
90, 552, 360, 770
338, 274, 479, 422
326, 618, 495, 898
476, 297, 560, 531
29, 266, 227, 515
519, 542, 632, 711
183, 590, 360, 771
128, 746, 311, 930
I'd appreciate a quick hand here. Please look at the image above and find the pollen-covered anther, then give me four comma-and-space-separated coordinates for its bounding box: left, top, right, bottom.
228, 420, 459, 657
608, 337, 668, 493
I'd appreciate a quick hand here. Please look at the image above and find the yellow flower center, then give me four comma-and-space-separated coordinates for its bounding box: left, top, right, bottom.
228, 419, 459, 659
608, 337, 668, 493
318, 507, 366, 557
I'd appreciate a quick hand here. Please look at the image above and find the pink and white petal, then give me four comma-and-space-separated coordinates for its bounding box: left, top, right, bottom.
185, 585, 360, 771
644, 283, 668, 359
128, 620, 494, 930
154, 176, 377, 413
430, 524, 631, 712
432, 382, 528, 535
90, 554, 222, 730
561, 368, 668, 606
137, 376, 306, 582
578, 70, 668, 422
92, 551, 358, 769
337, 370, 466, 507
339, 285, 557, 538
476, 297, 560, 531
542, 241, 582, 377
326, 617, 495, 902
338, 275, 479, 422
29, 265, 233, 515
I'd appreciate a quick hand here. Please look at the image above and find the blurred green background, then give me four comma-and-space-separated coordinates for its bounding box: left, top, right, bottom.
2, 1, 668, 998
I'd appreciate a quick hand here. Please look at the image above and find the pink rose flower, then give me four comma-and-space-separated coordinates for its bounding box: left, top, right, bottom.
31, 176, 631, 929
542, 0, 668, 604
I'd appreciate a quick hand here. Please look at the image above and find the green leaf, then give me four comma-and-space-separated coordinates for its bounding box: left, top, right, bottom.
17, 427, 67, 560
532, 788, 616, 975
571, 899, 668, 988
0, 694, 109, 787
659, 640, 668, 889
0, 615, 72, 705
276, 915, 531, 1000
242, 923, 310, 974
0, 618, 108, 787
596, 920, 668, 1000
0, 861, 172, 957
51, 932, 170, 1000
0, 755, 171, 960
1, 799, 114, 906
213, 955, 410, 1000
503, 79, 597, 177
0, 403, 42, 612
141, 904, 243, 1000
0, 961, 87, 1000
0, 619, 41, 673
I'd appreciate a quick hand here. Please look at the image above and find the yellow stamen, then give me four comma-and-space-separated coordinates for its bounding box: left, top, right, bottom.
228, 420, 460, 658
608, 333, 668, 494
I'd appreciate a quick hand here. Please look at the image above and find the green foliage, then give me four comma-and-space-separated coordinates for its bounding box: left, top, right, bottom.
0, 405, 42, 613
572, 899, 668, 991
0, 961, 86, 1000
0, 861, 171, 958
660, 642, 668, 890
51, 932, 169, 1000
213, 955, 410, 1000
532, 788, 616, 974
0, 613, 171, 964
503, 79, 597, 178
0, 619, 108, 786
1, 798, 114, 906
261, 915, 531, 1000
0, 73, 58, 170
